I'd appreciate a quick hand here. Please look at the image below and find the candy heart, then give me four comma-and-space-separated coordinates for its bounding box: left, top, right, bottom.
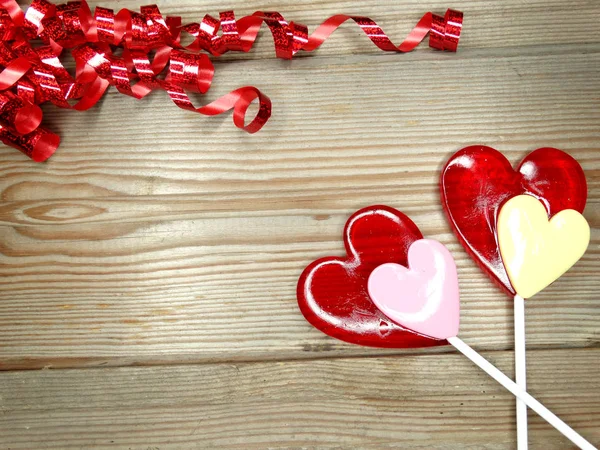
497, 195, 590, 299
368, 239, 460, 340
440, 146, 587, 295
297, 206, 446, 348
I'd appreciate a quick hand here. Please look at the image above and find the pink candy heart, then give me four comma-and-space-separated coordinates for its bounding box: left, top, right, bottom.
367, 239, 460, 340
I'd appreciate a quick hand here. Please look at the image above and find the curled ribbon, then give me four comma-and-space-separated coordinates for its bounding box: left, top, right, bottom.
0, 0, 463, 161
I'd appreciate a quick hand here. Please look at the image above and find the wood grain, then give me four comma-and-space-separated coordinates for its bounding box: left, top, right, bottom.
1, 348, 599, 449
1, 0, 599, 448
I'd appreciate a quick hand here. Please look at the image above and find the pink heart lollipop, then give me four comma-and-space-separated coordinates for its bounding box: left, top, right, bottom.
368, 239, 459, 340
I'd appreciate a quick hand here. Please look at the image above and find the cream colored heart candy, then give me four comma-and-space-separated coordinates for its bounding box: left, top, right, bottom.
497, 194, 590, 299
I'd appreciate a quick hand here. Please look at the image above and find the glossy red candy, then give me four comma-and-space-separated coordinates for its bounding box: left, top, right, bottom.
440, 146, 587, 295
297, 205, 446, 348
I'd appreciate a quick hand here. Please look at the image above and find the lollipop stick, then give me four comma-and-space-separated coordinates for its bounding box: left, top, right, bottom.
447, 336, 596, 450
514, 294, 528, 449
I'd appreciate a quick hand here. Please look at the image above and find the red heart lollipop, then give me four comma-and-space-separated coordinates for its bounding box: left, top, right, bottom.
440, 146, 587, 295
297, 205, 446, 348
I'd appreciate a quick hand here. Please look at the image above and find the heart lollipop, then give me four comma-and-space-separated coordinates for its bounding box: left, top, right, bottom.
297, 205, 446, 348
440, 146, 590, 449
497, 193, 590, 449
440, 146, 587, 295
298, 206, 595, 449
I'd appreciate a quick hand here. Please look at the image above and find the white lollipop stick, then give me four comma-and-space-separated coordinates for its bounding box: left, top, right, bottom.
495, 194, 593, 448
448, 336, 596, 450
514, 294, 528, 449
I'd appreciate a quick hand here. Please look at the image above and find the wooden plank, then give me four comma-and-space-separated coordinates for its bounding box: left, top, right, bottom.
0, 202, 598, 369
1, 47, 599, 198
1, 348, 598, 449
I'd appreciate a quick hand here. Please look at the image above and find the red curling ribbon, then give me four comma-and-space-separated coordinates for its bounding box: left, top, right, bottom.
0, 120, 59, 161
0, 90, 42, 134
0, 1, 463, 161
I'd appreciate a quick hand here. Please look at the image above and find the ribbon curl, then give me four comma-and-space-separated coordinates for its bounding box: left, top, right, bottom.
0, 0, 463, 161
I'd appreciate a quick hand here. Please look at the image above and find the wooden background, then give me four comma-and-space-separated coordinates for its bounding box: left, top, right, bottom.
1, 0, 599, 448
